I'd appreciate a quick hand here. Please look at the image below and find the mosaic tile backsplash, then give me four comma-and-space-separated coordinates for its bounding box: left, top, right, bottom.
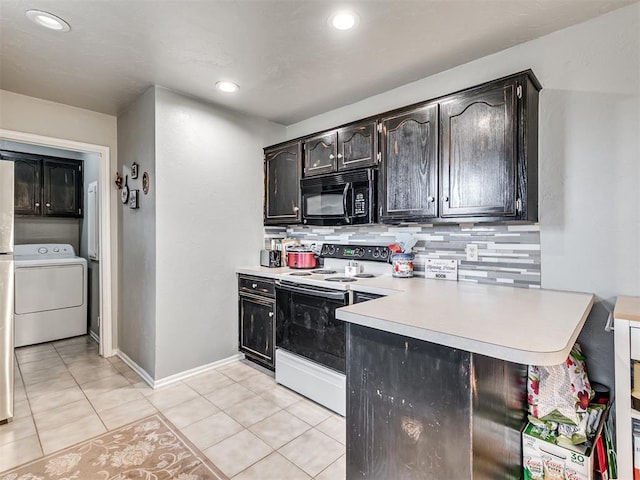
265, 223, 541, 288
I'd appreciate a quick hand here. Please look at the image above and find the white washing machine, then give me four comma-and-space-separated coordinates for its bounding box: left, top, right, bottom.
14, 244, 87, 347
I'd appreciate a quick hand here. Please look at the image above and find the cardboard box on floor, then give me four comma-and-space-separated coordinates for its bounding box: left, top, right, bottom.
522, 406, 608, 480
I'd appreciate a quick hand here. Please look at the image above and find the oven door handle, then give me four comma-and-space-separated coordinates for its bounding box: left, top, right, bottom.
275, 280, 348, 301
343, 183, 351, 224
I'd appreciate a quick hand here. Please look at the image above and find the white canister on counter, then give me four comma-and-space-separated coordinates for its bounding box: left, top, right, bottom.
391, 253, 414, 278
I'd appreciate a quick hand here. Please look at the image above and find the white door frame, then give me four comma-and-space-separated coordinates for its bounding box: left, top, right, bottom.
0, 128, 115, 356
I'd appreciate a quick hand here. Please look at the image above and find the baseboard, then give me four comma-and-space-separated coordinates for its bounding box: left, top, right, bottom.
153, 353, 244, 389
117, 350, 245, 389
116, 350, 155, 388
89, 330, 100, 344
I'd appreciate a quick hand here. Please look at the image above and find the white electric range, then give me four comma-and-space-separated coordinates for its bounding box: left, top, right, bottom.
274, 244, 391, 416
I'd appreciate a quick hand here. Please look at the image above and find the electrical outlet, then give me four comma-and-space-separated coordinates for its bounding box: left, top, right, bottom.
466, 244, 478, 262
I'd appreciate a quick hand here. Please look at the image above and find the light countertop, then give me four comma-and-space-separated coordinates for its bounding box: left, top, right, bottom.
615, 296, 640, 322
237, 266, 595, 366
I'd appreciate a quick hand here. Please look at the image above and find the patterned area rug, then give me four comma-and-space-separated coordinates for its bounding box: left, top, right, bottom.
1, 413, 228, 480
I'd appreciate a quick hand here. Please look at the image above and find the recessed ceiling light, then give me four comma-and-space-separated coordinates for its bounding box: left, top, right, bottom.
216, 81, 240, 93
26, 10, 70, 32
329, 11, 359, 31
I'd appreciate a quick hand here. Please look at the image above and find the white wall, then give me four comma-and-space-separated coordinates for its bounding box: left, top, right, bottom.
0, 89, 119, 350
287, 4, 640, 387
153, 87, 284, 379
117, 87, 157, 377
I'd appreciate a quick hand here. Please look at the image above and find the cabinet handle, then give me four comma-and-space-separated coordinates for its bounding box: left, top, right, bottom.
329, 154, 335, 159
252, 283, 258, 288
442, 196, 449, 202
268, 312, 274, 317
337, 153, 343, 159
427, 196, 434, 203
293, 206, 299, 213
46, 203, 51, 207
35, 202, 40, 207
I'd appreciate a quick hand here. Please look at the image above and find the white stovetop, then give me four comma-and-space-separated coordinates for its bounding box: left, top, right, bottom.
236, 265, 595, 366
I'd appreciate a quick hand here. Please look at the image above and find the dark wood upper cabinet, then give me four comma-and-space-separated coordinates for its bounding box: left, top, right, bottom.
304, 133, 337, 176
439, 73, 540, 221
1, 150, 83, 218
379, 104, 438, 222
13, 158, 42, 215
43, 159, 83, 217
337, 121, 377, 171
303, 121, 378, 177
264, 141, 302, 225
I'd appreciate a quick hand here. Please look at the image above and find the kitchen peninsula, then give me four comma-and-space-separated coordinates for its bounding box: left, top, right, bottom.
236, 265, 594, 479
338, 277, 594, 479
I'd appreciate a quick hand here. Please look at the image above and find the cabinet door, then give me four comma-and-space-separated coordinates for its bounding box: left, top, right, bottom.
380, 104, 438, 221
264, 142, 302, 224
337, 121, 377, 171
303, 132, 337, 176
440, 80, 517, 218
14, 158, 42, 215
239, 294, 275, 368
43, 159, 83, 217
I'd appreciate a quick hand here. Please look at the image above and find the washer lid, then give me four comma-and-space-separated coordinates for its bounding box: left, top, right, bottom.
15, 256, 87, 267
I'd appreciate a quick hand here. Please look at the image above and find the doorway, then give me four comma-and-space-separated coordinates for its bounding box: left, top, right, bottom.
0, 128, 115, 357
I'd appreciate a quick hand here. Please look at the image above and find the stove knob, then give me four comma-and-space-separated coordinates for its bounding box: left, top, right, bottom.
356, 248, 364, 257
380, 249, 389, 259
372, 249, 379, 258
328, 245, 335, 254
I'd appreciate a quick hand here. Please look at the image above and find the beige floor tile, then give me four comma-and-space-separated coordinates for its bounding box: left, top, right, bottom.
259, 385, 303, 408
216, 361, 263, 382
144, 383, 200, 411
232, 452, 311, 480
0, 435, 43, 472
180, 411, 244, 450
204, 429, 273, 478
237, 371, 277, 394
80, 373, 131, 398
286, 398, 334, 426
24, 374, 78, 398
69, 362, 121, 384
32, 398, 96, 432
205, 383, 257, 410
161, 395, 219, 428
18, 356, 66, 374
21, 364, 71, 386
183, 370, 235, 395
15, 344, 56, 361
39, 413, 106, 454
12, 398, 32, 420
224, 396, 281, 428
279, 429, 344, 477
52, 335, 94, 348
316, 415, 346, 444
249, 409, 312, 449
0, 415, 36, 447
29, 385, 86, 414
88, 385, 147, 413
315, 454, 346, 480
97, 396, 157, 430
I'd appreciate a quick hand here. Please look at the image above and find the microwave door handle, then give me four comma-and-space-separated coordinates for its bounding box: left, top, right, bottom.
343, 183, 351, 224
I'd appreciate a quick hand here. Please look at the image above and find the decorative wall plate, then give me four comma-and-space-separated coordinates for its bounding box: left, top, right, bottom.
142, 171, 150, 195
121, 175, 129, 204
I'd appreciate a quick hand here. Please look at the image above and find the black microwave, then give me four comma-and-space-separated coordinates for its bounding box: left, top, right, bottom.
301, 168, 376, 226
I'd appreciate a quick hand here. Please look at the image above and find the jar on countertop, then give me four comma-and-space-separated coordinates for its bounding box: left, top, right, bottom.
391, 252, 414, 278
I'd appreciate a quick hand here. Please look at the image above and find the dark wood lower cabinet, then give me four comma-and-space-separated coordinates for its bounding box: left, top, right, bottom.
346, 323, 527, 479
238, 275, 275, 370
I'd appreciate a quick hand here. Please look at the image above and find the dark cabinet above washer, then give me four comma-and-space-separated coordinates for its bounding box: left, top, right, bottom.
1, 150, 84, 218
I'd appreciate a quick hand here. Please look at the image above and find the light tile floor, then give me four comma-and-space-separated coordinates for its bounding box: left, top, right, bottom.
0, 336, 346, 479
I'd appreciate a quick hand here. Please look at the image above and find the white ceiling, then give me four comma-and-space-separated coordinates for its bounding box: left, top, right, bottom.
0, 0, 636, 125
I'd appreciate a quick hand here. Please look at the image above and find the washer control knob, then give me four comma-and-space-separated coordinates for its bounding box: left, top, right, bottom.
53, 247, 60, 252
38, 247, 48, 254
